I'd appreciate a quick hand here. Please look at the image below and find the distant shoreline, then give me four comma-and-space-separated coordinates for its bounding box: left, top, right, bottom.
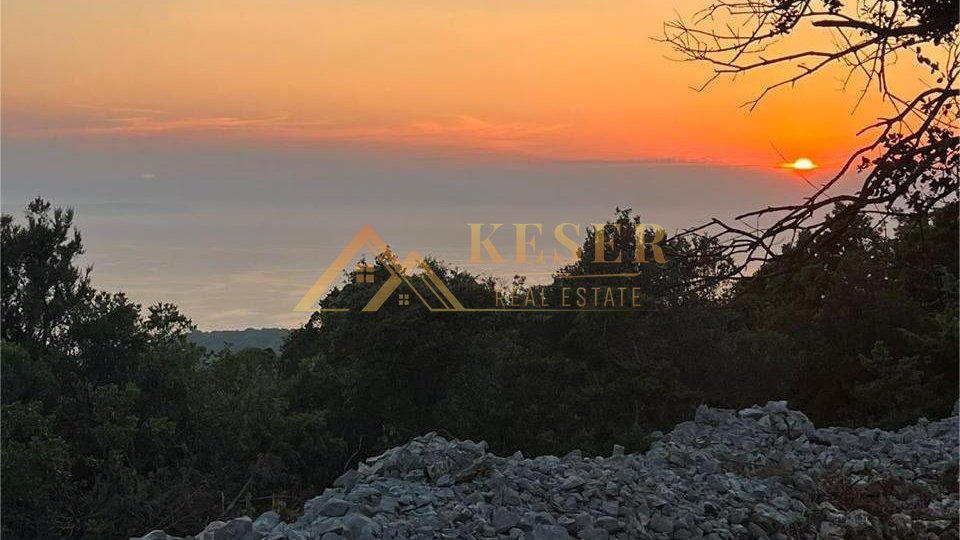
188, 327, 291, 352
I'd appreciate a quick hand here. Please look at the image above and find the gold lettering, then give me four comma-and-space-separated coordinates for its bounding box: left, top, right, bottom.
524, 289, 536, 307
469, 224, 504, 263
636, 224, 667, 264
515, 224, 544, 263
593, 224, 622, 263
576, 287, 587, 307
552, 223, 580, 264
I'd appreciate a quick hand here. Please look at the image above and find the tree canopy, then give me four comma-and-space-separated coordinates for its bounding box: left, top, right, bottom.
2, 199, 955, 539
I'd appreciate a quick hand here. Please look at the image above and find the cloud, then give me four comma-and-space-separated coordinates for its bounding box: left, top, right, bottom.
10, 110, 570, 156
70, 104, 170, 116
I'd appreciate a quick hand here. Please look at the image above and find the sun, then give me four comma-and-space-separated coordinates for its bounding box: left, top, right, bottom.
783, 157, 818, 171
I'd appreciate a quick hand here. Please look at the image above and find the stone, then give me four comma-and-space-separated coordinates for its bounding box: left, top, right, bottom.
918, 519, 953, 533
594, 516, 621, 532
890, 513, 913, 535
332, 469, 360, 491
818, 521, 845, 540
253, 511, 280, 534
746, 521, 766, 538
197, 517, 256, 540
132, 404, 959, 540
577, 527, 609, 540
343, 512, 380, 537
491, 508, 519, 532
649, 514, 674, 534
560, 475, 586, 490
132, 531, 184, 540
752, 503, 793, 528
792, 472, 815, 493
532, 524, 572, 540
843, 509, 873, 532
318, 498, 352, 517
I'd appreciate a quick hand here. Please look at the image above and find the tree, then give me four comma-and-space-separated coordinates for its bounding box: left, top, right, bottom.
1, 198, 93, 355
1, 400, 71, 539
662, 0, 958, 280
736, 202, 958, 423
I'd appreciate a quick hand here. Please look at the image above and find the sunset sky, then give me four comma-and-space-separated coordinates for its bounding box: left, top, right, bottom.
2, 0, 929, 328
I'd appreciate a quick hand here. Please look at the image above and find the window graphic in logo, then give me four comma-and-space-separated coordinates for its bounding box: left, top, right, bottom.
355, 262, 376, 284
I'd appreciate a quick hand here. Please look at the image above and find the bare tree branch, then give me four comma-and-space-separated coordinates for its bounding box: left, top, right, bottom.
658, 0, 959, 284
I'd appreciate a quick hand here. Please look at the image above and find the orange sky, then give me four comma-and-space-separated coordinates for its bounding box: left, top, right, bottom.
2, 0, 925, 167
4, 0, 941, 329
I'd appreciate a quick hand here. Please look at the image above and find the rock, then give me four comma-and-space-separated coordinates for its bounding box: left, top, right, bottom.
131, 531, 184, 540
318, 498, 352, 517
491, 507, 520, 532
843, 509, 873, 532
890, 513, 913, 535
342, 512, 379, 537
532, 524, 572, 540
560, 474, 586, 490
745, 521, 766, 538
752, 503, 794, 529
738, 405, 765, 420
577, 526, 609, 540
332, 469, 360, 491
792, 472, 816, 493
695, 404, 728, 425
252, 511, 280, 534
917, 519, 953, 533
818, 521, 845, 539
594, 516, 621, 532
197, 517, 257, 540
133, 403, 959, 540
649, 514, 674, 534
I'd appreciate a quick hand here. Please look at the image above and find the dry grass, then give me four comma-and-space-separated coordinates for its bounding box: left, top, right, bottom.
816, 465, 959, 539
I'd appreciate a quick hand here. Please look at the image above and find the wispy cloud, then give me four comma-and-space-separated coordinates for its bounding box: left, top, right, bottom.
69, 104, 171, 116
10, 110, 570, 155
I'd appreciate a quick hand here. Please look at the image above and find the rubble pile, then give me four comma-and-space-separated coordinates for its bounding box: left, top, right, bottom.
135, 401, 959, 539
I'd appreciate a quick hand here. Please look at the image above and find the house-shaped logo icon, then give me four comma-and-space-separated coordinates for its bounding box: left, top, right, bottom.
294, 224, 465, 312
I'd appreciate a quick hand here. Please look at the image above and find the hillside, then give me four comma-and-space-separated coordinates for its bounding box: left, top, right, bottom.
188, 328, 290, 352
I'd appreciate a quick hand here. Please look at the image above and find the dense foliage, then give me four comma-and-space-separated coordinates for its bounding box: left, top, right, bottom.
1, 198, 956, 539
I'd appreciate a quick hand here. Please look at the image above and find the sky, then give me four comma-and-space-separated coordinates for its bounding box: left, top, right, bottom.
1, 0, 926, 329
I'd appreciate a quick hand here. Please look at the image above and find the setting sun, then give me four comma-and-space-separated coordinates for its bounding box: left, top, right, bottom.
784, 157, 818, 170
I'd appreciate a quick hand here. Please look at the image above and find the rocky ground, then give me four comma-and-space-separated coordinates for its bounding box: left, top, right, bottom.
134, 401, 959, 540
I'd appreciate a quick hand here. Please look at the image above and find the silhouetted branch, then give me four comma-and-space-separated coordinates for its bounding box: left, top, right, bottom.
659, 0, 959, 284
